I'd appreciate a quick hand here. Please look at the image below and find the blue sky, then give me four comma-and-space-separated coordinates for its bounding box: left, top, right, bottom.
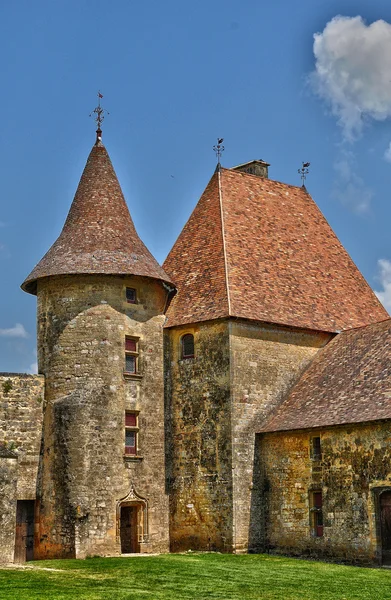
2, 0, 391, 373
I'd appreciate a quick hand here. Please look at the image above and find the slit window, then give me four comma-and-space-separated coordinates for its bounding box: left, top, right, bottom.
310, 490, 323, 537
125, 412, 139, 456
310, 436, 322, 460
125, 337, 139, 374
181, 334, 194, 359
126, 288, 137, 303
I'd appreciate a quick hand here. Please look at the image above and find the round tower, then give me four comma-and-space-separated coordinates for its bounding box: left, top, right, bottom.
22, 132, 175, 559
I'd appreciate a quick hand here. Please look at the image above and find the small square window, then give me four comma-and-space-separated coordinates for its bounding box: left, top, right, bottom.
126, 288, 137, 303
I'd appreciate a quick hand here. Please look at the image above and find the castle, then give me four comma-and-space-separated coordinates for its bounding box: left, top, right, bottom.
1, 122, 391, 566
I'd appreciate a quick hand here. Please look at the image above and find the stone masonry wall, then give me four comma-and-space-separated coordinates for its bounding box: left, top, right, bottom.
164, 320, 232, 552
0, 374, 44, 499
35, 274, 169, 559
0, 452, 18, 563
229, 321, 331, 553
259, 422, 391, 564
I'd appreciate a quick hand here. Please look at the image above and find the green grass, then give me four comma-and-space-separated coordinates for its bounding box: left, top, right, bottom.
0, 553, 391, 600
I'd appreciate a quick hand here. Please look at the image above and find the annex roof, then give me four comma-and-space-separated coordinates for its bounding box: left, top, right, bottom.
163, 167, 387, 331
22, 139, 173, 294
260, 318, 391, 433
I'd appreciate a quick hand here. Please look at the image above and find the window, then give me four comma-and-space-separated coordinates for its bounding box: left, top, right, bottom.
310, 491, 323, 537
181, 334, 194, 359
125, 412, 139, 455
126, 287, 137, 304
125, 337, 139, 374
310, 436, 322, 460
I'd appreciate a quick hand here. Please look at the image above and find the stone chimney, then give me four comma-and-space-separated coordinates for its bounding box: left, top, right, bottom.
230, 159, 270, 178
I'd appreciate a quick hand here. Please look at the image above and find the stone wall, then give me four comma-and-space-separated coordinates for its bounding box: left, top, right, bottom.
0, 373, 44, 499
258, 421, 391, 564
0, 451, 18, 563
229, 321, 330, 553
35, 274, 169, 559
164, 320, 233, 552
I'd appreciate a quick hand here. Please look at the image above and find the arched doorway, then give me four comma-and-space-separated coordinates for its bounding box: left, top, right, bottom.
380, 491, 391, 565
117, 485, 148, 554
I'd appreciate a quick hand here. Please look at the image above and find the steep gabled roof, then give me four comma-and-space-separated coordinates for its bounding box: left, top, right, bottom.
260, 318, 391, 432
22, 140, 172, 294
163, 167, 387, 331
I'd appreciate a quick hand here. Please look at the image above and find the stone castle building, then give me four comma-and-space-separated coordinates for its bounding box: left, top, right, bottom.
1, 124, 391, 565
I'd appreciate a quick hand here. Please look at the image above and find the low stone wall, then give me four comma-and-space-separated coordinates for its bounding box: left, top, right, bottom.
0, 450, 18, 562
0, 373, 44, 500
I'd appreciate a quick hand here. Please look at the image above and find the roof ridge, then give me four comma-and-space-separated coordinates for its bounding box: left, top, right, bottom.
217, 169, 231, 316
221, 167, 305, 190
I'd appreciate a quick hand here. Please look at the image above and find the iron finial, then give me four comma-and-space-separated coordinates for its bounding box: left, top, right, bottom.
90, 91, 109, 143
213, 138, 225, 166
298, 161, 310, 186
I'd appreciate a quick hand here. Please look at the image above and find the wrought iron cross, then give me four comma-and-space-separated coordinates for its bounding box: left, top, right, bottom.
90, 92, 109, 140
213, 138, 225, 164
298, 161, 310, 186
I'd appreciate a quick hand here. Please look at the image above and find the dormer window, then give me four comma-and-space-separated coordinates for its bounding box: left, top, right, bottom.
181, 334, 194, 359
126, 287, 137, 303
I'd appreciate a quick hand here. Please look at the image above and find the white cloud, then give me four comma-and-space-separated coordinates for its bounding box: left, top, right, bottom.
28, 361, 38, 374
374, 259, 391, 313
0, 323, 29, 338
311, 16, 391, 141
332, 148, 373, 213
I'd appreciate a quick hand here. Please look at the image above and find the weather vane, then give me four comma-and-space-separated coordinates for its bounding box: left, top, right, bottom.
90, 91, 109, 142
298, 161, 310, 186
213, 138, 225, 165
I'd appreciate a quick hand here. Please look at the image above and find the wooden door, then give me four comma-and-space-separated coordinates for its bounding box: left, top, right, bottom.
120, 505, 140, 553
14, 501, 35, 562
381, 492, 391, 564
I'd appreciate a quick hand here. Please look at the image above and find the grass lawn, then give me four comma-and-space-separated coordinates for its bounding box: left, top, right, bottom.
0, 553, 391, 600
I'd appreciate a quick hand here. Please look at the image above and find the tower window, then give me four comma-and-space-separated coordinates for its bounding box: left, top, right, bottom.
126, 287, 137, 303
125, 411, 139, 455
310, 490, 323, 537
181, 334, 194, 359
125, 337, 139, 374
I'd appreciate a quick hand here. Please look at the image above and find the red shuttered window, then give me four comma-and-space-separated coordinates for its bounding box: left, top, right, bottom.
125, 412, 139, 456
125, 337, 139, 374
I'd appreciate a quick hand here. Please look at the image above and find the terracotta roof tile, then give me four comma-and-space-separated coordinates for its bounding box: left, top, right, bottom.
22, 140, 172, 294
164, 167, 387, 331
260, 318, 391, 432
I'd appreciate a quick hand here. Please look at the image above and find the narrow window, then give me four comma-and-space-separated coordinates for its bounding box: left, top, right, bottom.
125, 412, 139, 456
310, 436, 322, 460
181, 334, 194, 359
125, 337, 139, 374
310, 491, 323, 537
126, 287, 137, 303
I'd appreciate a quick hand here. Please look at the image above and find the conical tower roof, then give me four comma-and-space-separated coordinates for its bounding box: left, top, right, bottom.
163, 167, 388, 332
22, 138, 172, 294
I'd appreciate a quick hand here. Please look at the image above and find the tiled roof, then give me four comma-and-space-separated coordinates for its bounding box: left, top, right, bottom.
22, 140, 173, 294
163, 167, 387, 331
260, 318, 391, 432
